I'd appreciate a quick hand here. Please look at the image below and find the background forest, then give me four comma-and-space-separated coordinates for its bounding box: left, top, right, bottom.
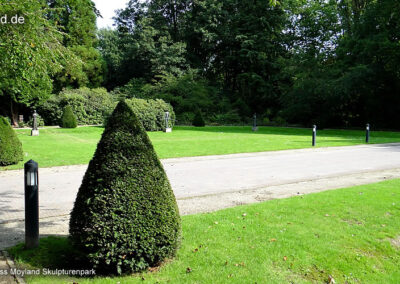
1, 0, 399, 128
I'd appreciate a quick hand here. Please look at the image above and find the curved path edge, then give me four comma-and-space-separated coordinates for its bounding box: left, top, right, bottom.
1, 167, 400, 250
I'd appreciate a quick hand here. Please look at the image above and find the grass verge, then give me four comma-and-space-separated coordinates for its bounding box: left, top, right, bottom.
8, 179, 400, 283
3, 126, 400, 170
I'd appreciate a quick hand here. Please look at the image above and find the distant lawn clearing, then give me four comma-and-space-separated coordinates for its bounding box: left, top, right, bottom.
8, 179, 400, 283
2, 125, 400, 170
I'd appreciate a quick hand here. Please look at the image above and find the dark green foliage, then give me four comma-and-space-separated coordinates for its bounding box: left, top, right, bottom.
60, 106, 78, 128
144, 72, 221, 119
97, 29, 123, 90
48, 0, 104, 91
38, 88, 176, 131
281, 0, 400, 129
4, 0, 400, 130
69, 101, 181, 274
39, 88, 116, 126
211, 110, 242, 126
125, 98, 175, 131
107, 0, 400, 129
0, 1, 78, 126
0, 116, 23, 166
192, 110, 205, 127
101, 14, 187, 88
120, 71, 235, 125
113, 0, 286, 120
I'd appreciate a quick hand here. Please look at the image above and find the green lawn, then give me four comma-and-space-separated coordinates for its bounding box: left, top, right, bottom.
3, 125, 400, 170
9, 179, 400, 283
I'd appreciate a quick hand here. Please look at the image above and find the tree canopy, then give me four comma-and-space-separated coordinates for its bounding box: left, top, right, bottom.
0, 0, 78, 125
1, 0, 399, 129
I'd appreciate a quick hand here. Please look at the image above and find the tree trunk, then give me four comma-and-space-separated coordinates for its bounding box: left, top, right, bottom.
10, 99, 19, 127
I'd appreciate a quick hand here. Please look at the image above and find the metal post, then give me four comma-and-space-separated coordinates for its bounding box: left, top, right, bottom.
366, 123, 370, 143
24, 160, 39, 249
312, 125, 317, 147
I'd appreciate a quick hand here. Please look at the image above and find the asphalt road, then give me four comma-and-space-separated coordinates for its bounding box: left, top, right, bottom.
1, 143, 400, 223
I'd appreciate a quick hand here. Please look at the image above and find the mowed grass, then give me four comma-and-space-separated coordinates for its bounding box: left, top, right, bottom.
9, 179, 400, 283
3, 125, 400, 170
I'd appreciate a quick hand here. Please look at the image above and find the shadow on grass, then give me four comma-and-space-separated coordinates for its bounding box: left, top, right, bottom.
172, 126, 400, 143
174, 125, 395, 136
1, 216, 88, 271
7, 236, 84, 270
174, 125, 312, 136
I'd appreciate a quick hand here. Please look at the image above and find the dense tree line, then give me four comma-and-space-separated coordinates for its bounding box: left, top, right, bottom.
99, 0, 399, 128
1, 0, 399, 128
282, 0, 400, 128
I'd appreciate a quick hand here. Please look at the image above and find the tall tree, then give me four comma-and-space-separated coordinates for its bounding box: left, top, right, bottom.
114, 0, 286, 117
97, 29, 123, 90
183, 0, 287, 115
48, 0, 105, 91
0, 0, 78, 125
107, 14, 188, 87
282, 0, 400, 129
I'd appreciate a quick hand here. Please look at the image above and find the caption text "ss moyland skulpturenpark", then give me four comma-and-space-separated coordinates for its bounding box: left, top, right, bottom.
0, 268, 96, 277
0, 14, 25, 25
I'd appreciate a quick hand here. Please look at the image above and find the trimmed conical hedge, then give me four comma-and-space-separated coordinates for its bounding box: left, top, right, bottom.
60, 105, 77, 128
69, 101, 181, 275
192, 109, 205, 127
0, 116, 23, 166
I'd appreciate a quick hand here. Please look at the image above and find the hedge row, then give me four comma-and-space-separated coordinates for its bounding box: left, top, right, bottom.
38, 88, 175, 131
38, 88, 115, 126
125, 98, 175, 131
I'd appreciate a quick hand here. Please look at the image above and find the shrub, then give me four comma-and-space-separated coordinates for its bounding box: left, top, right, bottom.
37, 95, 63, 126
4, 117, 11, 125
272, 116, 287, 126
211, 110, 242, 125
192, 109, 205, 127
125, 98, 175, 131
60, 106, 78, 128
0, 116, 23, 166
38, 88, 116, 126
38, 88, 174, 131
176, 112, 195, 125
135, 71, 225, 121
17, 121, 27, 128
69, 101, 181, 275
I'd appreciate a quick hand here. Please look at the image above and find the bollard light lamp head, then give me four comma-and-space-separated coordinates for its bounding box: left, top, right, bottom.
25, 160, 38, 186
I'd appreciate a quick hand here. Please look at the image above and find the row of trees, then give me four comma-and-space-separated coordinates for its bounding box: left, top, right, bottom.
100, 0, 400, 128
1, 0, 399, 128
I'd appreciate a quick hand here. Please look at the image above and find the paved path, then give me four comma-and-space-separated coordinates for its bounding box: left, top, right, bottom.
2, 143, 400, 250
2, 143, 400, 224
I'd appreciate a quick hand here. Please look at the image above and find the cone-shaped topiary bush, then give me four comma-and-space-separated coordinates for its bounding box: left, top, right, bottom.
69, 100, 181, 275
192, 109, 205, 127
60, 105, 77, 128
0, 116, 23, 166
